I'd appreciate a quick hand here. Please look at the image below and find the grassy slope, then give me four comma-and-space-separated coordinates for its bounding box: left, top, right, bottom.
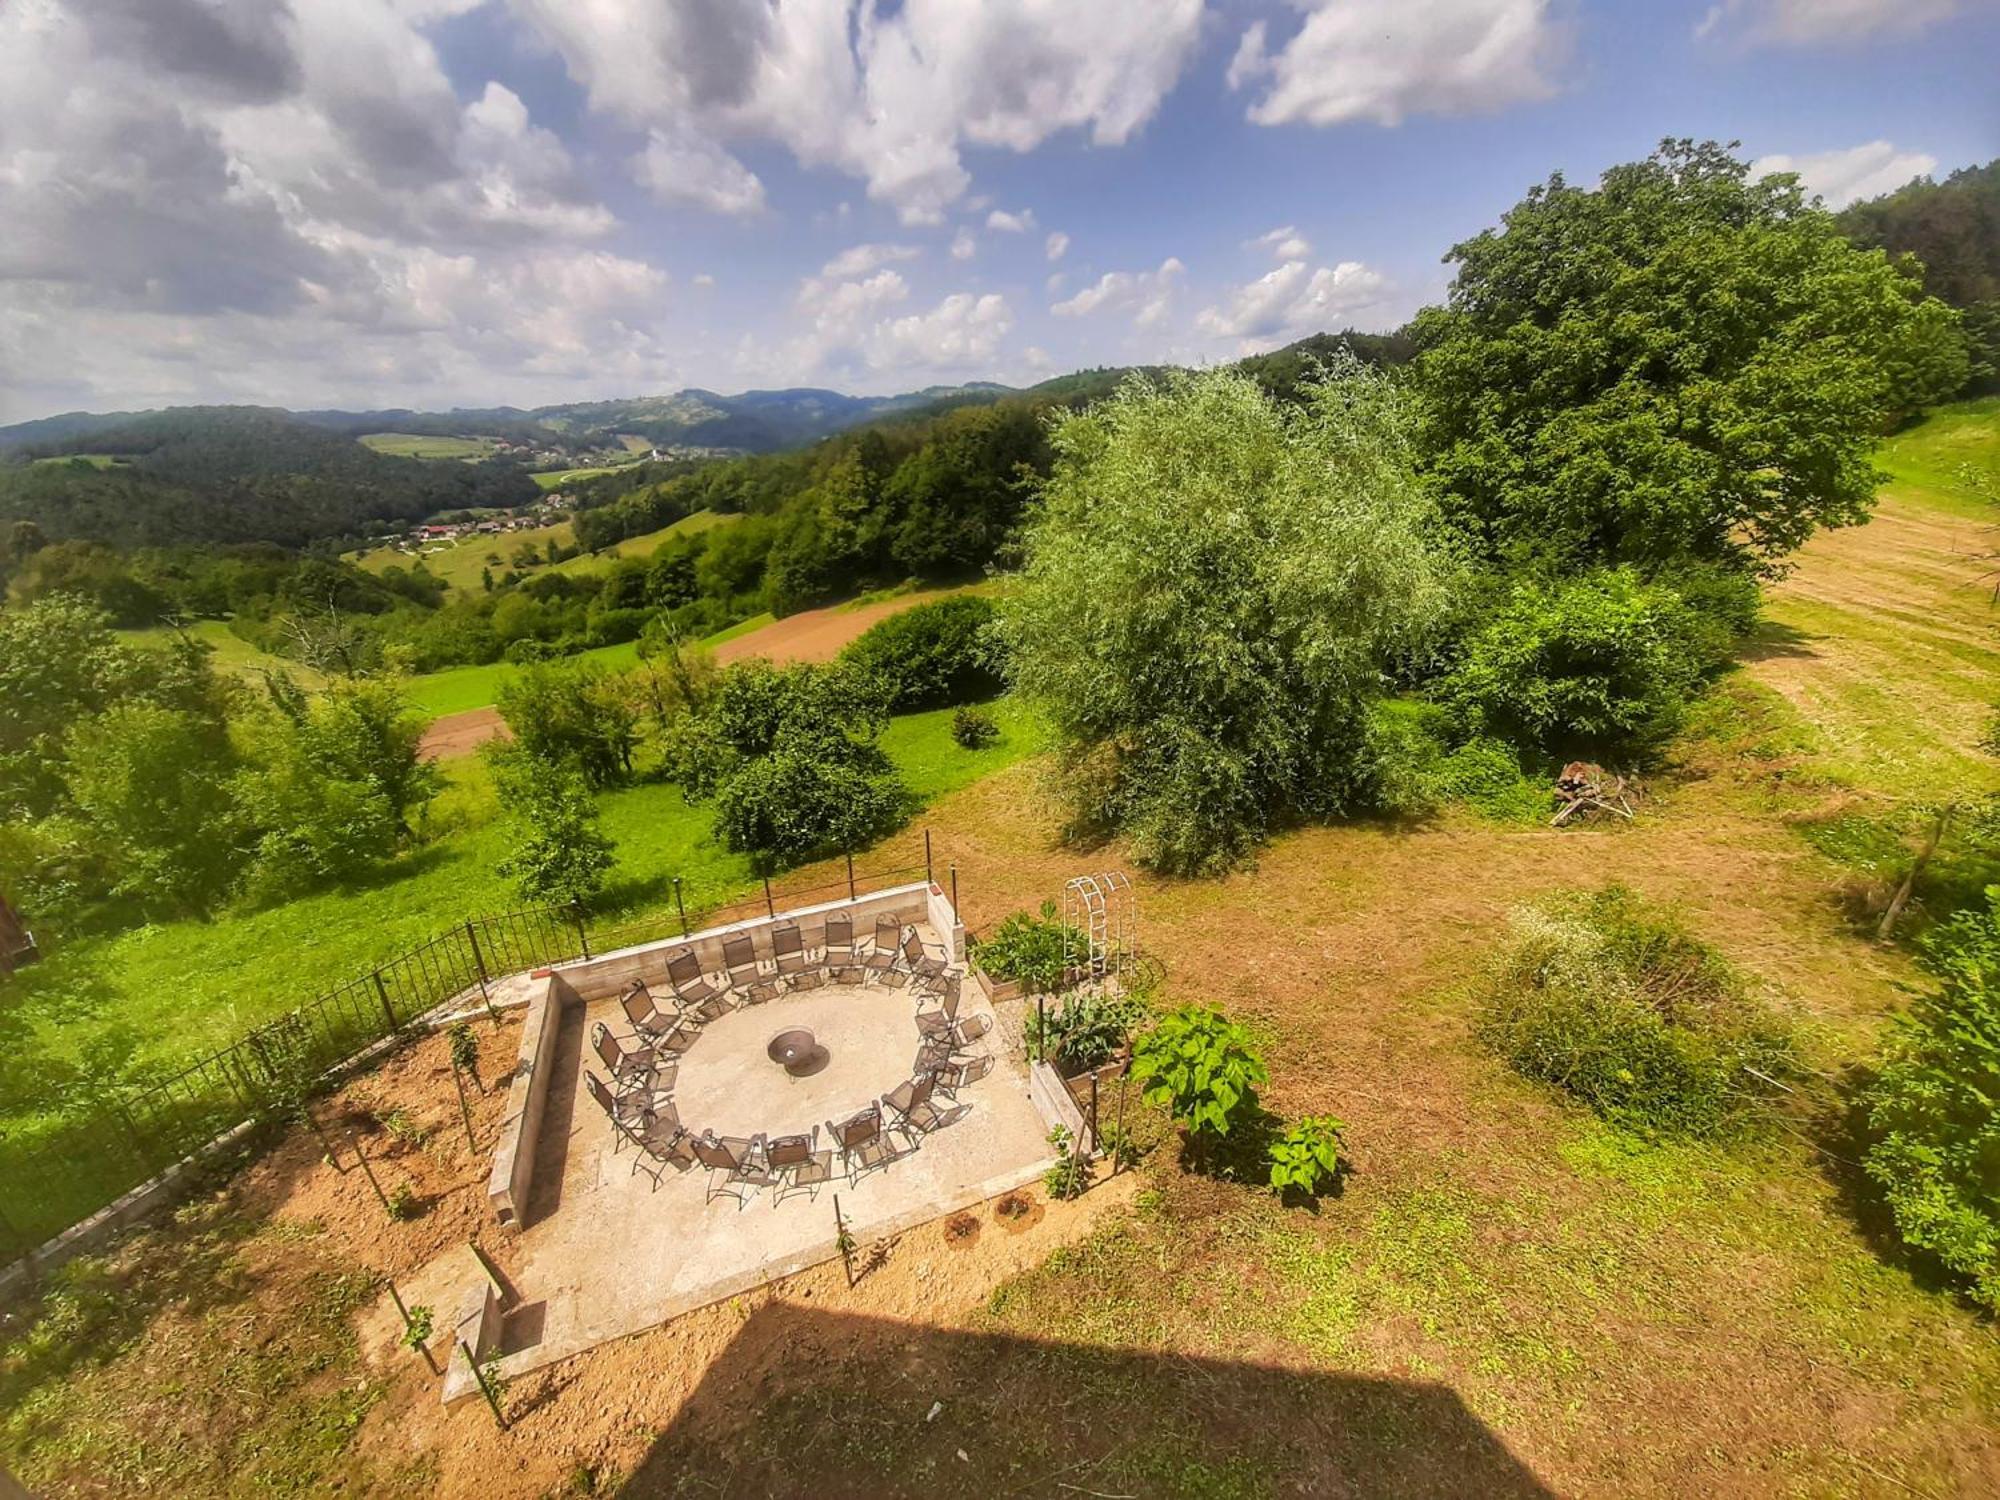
355, 433, 498, 460
549, 508, 739, 576
351, 520, 575, 593
0, 696, 1043, 1086
119, 620, 325, 689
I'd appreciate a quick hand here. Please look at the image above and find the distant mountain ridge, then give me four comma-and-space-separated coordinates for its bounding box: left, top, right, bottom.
0, 381, 1020, 459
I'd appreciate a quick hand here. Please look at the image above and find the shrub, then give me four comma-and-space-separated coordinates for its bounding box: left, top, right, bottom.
711, 743, 906, 867
951, 706, 999, 749
1443, 568, 1711, 762
1131, 1006, 1268, 1142
1475, 887, 1797, 1138
1863, 890, 2000, 1313
491, 749, 617, 907
1043, 1126, 1090, 1200
1024, 990, 1144, 1072
495, 660, 637, 789
1358, 699, 1547, 823
1267, 1115, 1346, 1198
839, 596, 1005, 711
972, 901, 1077, 992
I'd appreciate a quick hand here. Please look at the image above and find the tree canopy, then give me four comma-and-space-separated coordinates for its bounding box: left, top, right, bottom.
1416, 139, 1968, 576
1004, 361, 1454, 875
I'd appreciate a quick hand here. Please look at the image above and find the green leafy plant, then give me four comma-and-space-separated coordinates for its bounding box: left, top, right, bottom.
1267, 1115, 1346, 1199
951, 705, 999, 749
972, 901, 1078, 993
839, 595, 1005, 711
1863, 888, 2000, 1313
448, 1021, 480, 1083
1097, 1120, 1144, 1171
1043, 1125, 1089, 1200
400, 1303, 435, 1352
1024, 990, 1143, 1073
1130, 1006, 1269, 1143
1475, 886, 1798, 1138
490, 747, 617, 907
386, 1183, 421, 1222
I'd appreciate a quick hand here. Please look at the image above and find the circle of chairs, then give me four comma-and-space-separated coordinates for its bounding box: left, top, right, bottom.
581, 913, 992, 1206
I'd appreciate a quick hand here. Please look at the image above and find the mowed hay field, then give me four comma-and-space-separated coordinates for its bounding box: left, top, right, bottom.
6, 406, 1999, 1499
356, 432, 502, 460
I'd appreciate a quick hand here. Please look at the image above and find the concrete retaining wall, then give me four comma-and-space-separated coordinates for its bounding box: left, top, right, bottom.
485, 973, 566, 1230
1028, 1059, 1092, 1153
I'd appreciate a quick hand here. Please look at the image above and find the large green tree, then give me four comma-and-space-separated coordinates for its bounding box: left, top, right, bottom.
1416, 139, 1968, 575
1005, 361, 1453, 875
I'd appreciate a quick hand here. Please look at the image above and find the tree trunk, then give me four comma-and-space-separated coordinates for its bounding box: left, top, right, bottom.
1879, 806, 1951, 942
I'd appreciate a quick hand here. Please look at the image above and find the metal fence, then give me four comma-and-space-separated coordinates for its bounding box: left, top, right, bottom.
0, 834, 948, 1264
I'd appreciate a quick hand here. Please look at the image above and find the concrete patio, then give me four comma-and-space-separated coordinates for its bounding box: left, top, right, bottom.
459, 884, 1056, 1387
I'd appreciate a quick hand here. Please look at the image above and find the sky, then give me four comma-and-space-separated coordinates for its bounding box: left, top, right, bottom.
1, 0, 1995, 424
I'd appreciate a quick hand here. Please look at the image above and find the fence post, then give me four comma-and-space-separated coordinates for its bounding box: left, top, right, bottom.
460, 1340, 508, 1431
1036, 995, 1046, 1063
465, 921, 489, 1001
763, 875, 776, 920
371, 969, 397, 1033
1088, 1071, 1100, 1157
571, 902, 591, 961
925, 829, 933, 886
950, 863, 959, 919
674, 877, 689, 937
846, 852, 856, 902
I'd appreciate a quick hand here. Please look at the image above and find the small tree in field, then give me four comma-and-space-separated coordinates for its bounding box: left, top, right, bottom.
491, 748, 615, 907
1005, 361, 1453, 874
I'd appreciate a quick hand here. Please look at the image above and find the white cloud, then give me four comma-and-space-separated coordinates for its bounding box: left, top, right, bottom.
1052, 258, 1186, 329
1046, 272, 1068, 294
950, 228, 978, 261
1252, 225, 1312, 260
692, 273, 716, 289
1696, 0, 1964, 46
505, 0, 1206, 223
819, 243, 923, 279
1045, 231, 1071, 262
633, 126, 766, 215
865, 292, 1014, 373
986, 208, 1035, 233
1232, 0, 1568, 128
1750, 141, 1938, 209
1196, 259, 1391, 347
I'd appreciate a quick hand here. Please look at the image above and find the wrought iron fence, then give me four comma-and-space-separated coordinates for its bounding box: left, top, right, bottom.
0, 834, 948, 1264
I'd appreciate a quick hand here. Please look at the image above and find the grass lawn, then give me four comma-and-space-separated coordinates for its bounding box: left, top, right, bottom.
351, 520, 576, 593
531, 461, 638, 491
550, 508, 738, 576
119, 620, 325, 689
355, 432, 499, 461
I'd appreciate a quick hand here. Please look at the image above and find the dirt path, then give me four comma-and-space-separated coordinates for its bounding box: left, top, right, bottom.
416, 589, 976, 760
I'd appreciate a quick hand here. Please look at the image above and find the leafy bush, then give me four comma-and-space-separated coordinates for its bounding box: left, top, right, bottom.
1131, 1006, 1268, 1142
972, 902, 1077, 992
839, 596, 1005, 711
711, 743, 906, 866
951, 706, 999, 749
1043, 1125, 1090, 1200
1444, 568, 1711, 762
1475, 887, 1797, 1138
495, 660, 637, 789
1024, 990, 1144, 1073
1863, 890, 2000, 1313
1358, 699, 1547, 823
1268, 1115, 1346, 1198
491, 748, 617, 907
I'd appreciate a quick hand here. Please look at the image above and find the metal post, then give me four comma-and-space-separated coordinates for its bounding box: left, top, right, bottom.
1088, 1071, 1100, 1159
846, 852, 856, 902
465, 921, 489, 1002
950, 864, 959, 920
763, 875, 776, 919
674, 877, 689, 937
450, 1063, 478, 1153
925, 829, 933, 886
571, 902, 591, 961
1036, 995, 1046, 1063
372, 969, 397, 1033
834, 1193, 856, 1289
354, 1135, 392, 1215
460, 1340, 508, 1430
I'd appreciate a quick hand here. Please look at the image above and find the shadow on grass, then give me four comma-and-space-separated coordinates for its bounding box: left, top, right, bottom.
1737, 619, 1822, 664
615, 1303, 1555, 1499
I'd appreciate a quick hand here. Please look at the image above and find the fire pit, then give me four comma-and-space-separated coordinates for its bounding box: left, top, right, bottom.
766, 1027, 823, 1077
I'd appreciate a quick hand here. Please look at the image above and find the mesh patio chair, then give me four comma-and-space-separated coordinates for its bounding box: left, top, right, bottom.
691, 1132, 770, 1205
620, 981, 674, 1040
931, 1053, 994, 1100
952, 1013, 993, 1046
915, 982, 962, 1041
788, 965, 828, 993
827, 1106, 895, 1184
584, 1069, 650, 1149
882, 1072, 944, 1143
899, 929, 950, 990
592, 1020, 676, 1098
822, 911, 862, 984
667, 947, 734, 1022
769, 922, 812, 985
721, 931, 780, 1005
766, 1128, 835, 1204
861, 916, 907, 987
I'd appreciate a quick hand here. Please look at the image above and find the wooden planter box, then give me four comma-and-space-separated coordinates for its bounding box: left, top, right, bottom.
969, 960, 1023, 1005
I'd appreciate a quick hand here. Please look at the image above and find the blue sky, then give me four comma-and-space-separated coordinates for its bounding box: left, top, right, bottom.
1, 0, 1994, 422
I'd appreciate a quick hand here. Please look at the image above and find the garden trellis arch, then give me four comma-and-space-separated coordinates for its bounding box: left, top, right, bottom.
1061, 871, 1137, 983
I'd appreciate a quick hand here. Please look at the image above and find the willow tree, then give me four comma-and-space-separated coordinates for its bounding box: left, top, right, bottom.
1003, 361, 1453, 875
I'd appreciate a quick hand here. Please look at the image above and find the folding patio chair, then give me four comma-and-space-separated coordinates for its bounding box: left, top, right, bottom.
691, 1133, 770, 1206
822, 910, 861, 984
721, 931, 780, 1005
899, 929, 950, 991
861, 916, 907, 987
766, 1128, 835, 1205
592, 1020, 676, 1099
584, 1070, 650, 1149
931, 1053, 994, 1101
622, 984, 700, 1055
827, 1106, 896, 1184
915, 981, 963, 1042
666, 947, 733, 1022
769, 921, 813, 986
882, 1073, 944, 1144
